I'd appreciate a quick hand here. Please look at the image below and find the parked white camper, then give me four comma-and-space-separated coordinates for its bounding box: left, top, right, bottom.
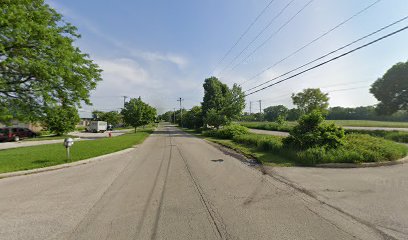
87, 121, 108, 133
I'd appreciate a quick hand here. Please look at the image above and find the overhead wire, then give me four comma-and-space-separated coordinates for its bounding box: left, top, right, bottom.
210, 0, 277, 75
240, 0, 382, 87
244, 16, 408, 93
223, 0, 315, 76
216, 0, 295, 76
245, 25, 408, 96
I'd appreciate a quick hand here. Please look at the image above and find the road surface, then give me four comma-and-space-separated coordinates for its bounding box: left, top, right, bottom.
0, 125, 385, 239
269, 164, 408, 240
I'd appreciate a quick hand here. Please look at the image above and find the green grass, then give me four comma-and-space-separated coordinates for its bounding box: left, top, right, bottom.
205, 129, 407, 166
326, 120, 408, 128
0, 130, 152, 174
23, 135, 77, 141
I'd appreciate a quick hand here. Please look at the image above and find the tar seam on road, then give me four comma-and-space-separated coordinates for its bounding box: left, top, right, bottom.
150, 129, 174, 240
175, 142, 229, 239
133, 136, 168, 239
266, 168, 398, 240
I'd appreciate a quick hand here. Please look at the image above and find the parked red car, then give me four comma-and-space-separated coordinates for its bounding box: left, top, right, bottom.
0, 127, 38, 142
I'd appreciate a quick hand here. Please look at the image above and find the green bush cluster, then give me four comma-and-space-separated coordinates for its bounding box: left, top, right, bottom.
297, 134, 408, 165
233, 134, 283, 151
284, 111, 344, 149
204, 124, 249, 139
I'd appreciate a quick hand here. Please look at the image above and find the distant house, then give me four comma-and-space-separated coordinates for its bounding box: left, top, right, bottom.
77, 111, 93, 128
0, 120, 43, 132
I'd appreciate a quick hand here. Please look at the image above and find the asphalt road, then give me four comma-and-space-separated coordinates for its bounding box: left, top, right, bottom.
269, 164, 408, 240
0, 125, 385, 240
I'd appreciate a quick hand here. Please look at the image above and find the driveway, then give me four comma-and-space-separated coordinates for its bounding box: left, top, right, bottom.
268, 164, 408, 240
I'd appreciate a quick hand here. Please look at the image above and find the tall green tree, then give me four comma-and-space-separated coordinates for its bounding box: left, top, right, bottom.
121, 97, 156, 132
292, 88, 329, 115
98, 111, 122, 126
201, 77, 245, 128
42, 105, 80, 136
263, 105, 289, 122
370, 61, 408, 115
183, 106, 203, 129
0, 0, 102, 121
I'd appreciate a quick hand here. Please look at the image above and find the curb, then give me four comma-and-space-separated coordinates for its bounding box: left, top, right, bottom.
0, 146, 138, 179
315, 155, 408, 168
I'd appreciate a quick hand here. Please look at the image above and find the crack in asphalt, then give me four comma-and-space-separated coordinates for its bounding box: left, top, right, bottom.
265, 167, 398, 240
174, 131, 230, 240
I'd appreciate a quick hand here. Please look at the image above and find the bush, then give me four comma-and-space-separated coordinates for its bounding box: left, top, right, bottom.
204, 124, 249, 139
239, 122, 293, 132
284, 111, 344, 149
296, 134, 407, 165
233, 134, 283, 151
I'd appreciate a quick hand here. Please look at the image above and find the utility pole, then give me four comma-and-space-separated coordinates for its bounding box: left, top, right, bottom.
173, 108, 176, 124
249, 101, 252, 114
122, 96, 128, 108
177, 97, 184, 127
258, 100, 262, 113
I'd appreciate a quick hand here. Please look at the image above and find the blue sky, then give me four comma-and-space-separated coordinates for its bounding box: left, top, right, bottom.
47, 0, 408, 114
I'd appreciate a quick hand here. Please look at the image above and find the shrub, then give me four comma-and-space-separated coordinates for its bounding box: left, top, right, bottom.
296, 134, 407, 164
284, 110, 344, 149
204, 124, 249, 139
233, 134, 283, 151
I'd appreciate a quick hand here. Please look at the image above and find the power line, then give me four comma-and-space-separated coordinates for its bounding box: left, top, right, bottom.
245, 25, 408, 96
210, 0, 277, 74
240, 0, 382, 87
244, 16, 408, 93
216, 0, 295, 76
224, 0, 315, 76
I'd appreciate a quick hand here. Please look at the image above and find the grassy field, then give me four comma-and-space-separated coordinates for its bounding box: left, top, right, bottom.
239, 120, 408, 131
0, 130, 152, 174
326, 120, 408, 128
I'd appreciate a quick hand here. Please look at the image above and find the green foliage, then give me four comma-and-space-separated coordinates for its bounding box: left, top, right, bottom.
292, 88, 329, 115
327, 106, 408, 121
204, 124, 249, 139
42, 105, 80, 136
0, 131, 151, 174
370, 61, 408, 115
297, 134, 408, 165
97, 111, 122, 126
345, 129, 408, 143
183, 106, 203, 129
284, 110, 345, 149
202, 77, 245, 128
121, 97, 157, 132
0, 0, 102, 120
233, 134, 283, 152
263, 105, 288, 122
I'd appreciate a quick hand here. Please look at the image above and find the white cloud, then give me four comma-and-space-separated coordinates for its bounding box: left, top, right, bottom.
96, 58, 149, 86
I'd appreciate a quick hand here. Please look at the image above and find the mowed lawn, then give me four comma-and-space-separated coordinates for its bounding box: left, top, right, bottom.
326, 120, 408, 128
0, 131, 152, 174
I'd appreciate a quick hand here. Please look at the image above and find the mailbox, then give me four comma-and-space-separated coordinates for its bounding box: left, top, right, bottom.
64, 138, 74, 148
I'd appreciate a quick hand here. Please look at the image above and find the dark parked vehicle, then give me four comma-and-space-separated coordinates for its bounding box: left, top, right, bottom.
0, 127, 38, 142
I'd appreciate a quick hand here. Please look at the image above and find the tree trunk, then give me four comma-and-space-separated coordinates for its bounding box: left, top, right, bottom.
134, 127, 137, 133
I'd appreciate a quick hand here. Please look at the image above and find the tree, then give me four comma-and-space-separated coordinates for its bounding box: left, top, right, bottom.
370, 61, 408, 115
121, 97, 156, 132
292, 88, 329, 115
263, 105, 289, 122
42, 106, 80, 136
284, 110, 344, 149
98, 111, 122, 126
0, 0, 102, 121
183, 106, 203, 129
202, 77, 245, 128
